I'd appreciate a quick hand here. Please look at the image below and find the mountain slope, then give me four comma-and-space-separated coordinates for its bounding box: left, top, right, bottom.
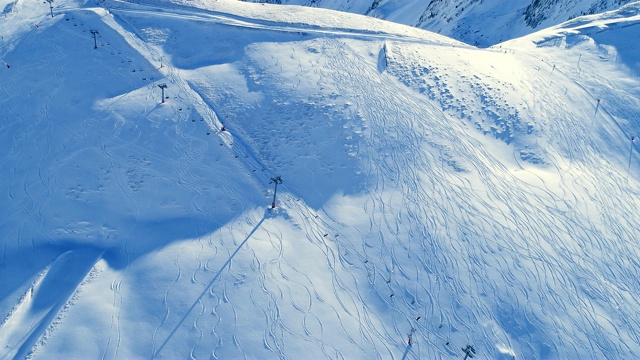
242, 0, 637, 46
1, 0, 640, 359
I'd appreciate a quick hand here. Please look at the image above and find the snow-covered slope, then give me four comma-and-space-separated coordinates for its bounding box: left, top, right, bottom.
243, 0, 637, 46
1, 0, 639, 359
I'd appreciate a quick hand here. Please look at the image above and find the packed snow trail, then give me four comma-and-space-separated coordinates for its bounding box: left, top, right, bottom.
0, 248, 102, 360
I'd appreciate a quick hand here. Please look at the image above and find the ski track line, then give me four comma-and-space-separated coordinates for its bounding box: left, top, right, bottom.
107, 237, 134, 360
153, 214, 266, 358
150, 249, 182, 356
332, 40, 432, 354
291, 196, 395, 358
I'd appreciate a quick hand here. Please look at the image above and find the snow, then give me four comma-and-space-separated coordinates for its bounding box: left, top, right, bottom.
1, 0, 640, 359
250, 0, 638, 48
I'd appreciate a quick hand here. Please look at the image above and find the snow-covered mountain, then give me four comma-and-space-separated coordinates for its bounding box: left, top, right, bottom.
1, 0, 640, 358
242, 0, 636, 46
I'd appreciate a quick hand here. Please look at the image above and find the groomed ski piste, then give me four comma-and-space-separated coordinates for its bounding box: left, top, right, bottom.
1, 0, 640, 358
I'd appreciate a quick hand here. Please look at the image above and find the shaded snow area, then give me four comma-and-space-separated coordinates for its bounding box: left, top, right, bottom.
1, 0, 640, 359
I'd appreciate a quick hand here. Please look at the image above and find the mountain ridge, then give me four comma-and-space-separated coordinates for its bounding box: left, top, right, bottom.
241, 0, 637, 46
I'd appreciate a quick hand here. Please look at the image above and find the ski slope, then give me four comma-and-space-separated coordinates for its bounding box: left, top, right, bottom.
1, 0, 640, 359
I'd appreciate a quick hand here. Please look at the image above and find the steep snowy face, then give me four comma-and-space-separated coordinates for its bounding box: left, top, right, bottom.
415, 0, 638, 46
523, 0, 634, 28
240, 0, 637, 46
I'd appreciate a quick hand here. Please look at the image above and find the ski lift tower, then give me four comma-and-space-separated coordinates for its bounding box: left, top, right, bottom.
45, 0, 54, 18
270, 176, 283, 209
90, 30, 99, 49
462, 345, 476, 360
158, 84, 168, 103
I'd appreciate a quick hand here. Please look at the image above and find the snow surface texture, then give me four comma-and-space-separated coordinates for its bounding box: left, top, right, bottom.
1, 0, 640, 359
242, 0, 637, 47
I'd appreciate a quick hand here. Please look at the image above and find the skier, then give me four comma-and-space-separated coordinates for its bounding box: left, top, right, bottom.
407, 327, 415, 346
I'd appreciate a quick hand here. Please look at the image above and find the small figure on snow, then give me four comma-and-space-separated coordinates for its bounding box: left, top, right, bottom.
5, 64, 9, 69
407, 327, 416, 346
221, 125, 226, 132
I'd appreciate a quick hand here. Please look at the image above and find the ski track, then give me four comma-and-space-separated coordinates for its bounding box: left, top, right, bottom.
300, 37, 640, 359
